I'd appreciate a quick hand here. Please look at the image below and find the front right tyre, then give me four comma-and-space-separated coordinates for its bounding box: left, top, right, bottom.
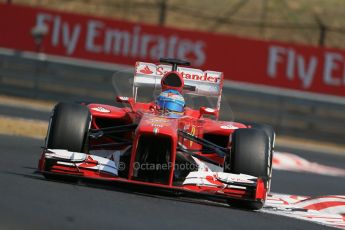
46, 102, 91, 152
44, 102, 91, 180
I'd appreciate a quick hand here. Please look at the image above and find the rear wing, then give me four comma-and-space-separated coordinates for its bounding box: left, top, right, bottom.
134, 62, 224, 98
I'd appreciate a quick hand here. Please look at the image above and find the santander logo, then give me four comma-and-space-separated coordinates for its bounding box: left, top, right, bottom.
135, 63, 222, 84
156, 66, 221, 83
179, 71, 220, 83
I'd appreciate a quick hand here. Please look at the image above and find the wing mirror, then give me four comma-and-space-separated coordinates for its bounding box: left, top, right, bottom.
116, 96, 135, 111
199, 107, 218, 119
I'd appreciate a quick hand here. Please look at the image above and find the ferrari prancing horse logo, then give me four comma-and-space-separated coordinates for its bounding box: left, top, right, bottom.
189, 125, 196, 147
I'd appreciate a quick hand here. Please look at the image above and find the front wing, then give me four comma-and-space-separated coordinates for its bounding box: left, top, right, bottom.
38, 149, 267, 204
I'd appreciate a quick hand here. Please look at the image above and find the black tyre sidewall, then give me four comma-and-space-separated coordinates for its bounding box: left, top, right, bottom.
46, 103, 91, 153
226, 128, 270, 210
231, 128, 270, 179
245, 123, 275, 191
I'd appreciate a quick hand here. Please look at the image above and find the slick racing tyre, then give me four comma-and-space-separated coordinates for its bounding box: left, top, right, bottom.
245, 123, 275, 192
245, 123, 275, 151
46, 102, 91, 153
225, 128, 271, 210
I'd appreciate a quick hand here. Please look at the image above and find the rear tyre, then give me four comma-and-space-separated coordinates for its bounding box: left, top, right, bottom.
46, 102, 91, 152
225, 128, 271, 210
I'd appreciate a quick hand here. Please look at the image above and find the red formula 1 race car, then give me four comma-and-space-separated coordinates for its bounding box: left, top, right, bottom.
38, 58, 275, 210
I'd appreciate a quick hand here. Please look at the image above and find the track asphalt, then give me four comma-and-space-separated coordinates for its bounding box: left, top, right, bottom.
0, 134, 343, 230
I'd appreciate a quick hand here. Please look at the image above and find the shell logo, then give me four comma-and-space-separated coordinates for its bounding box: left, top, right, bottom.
91, 107, 111, 113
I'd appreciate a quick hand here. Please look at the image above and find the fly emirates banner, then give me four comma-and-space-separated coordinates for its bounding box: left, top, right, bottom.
1, 3, 345, 97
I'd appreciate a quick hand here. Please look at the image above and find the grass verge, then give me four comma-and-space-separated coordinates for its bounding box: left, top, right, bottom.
0, 115, 48, 140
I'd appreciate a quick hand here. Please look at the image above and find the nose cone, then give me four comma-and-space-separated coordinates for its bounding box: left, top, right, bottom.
138, 114, 179, 137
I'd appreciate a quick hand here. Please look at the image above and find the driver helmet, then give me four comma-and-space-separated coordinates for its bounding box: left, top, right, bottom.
155, 89, 185, 117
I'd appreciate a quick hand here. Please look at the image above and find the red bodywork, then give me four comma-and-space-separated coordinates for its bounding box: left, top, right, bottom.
38, 61, 267, 205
